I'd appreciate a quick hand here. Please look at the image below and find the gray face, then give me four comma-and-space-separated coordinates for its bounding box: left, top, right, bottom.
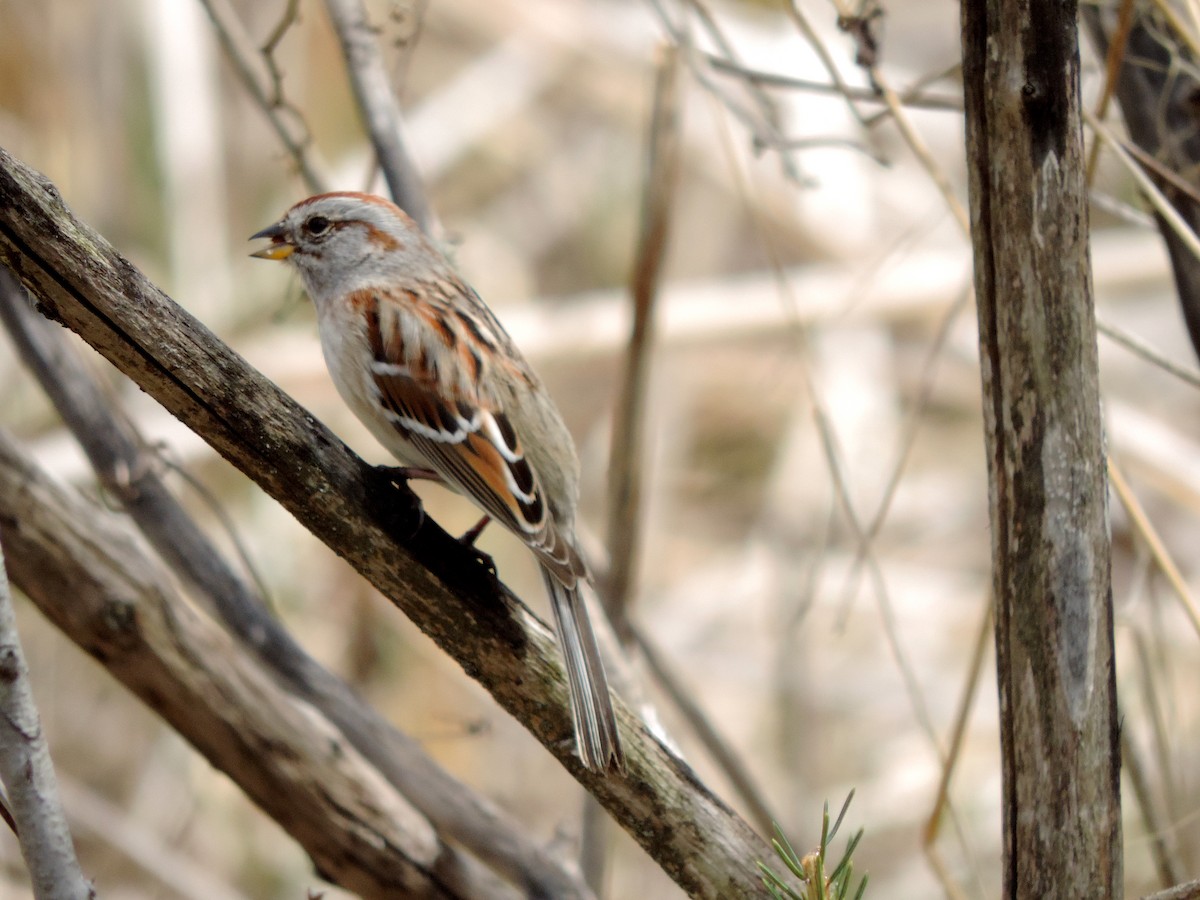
251, 193, 436, 299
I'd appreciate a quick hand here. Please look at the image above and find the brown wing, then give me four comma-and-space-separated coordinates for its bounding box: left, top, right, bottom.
361, 290, 582, 582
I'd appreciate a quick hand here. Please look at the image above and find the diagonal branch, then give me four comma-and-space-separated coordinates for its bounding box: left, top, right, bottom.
0, 145, 779, 899
197, 0, 327, 194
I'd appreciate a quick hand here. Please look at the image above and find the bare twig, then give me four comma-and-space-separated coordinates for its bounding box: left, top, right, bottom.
197, 0, 327, 193
774, 135, 886, 162
1097, 319, 1200, 392
922, 598, 992, 900
861, 63, 966, 127
0, 269, 594, 900
605, 45, 682, 631
704, 55, 961, 112
1122, 726, 1183, 890
1083, 5, 1200, 363
1117, 137, 1200, 210
685, 0, 803, 180
647, 0, 805, 182
0, 535, 93, 900
1107, 456, 1200, 641
1084, 0, 1137, 183
322, 0, 434, 232
784, 0, 866, 124
707, 57, 945, 776
1087, 110, 1200, 263
840, 285, 972, 604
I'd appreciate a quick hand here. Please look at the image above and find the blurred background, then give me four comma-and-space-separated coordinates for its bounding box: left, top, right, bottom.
1, 0, 1197, 896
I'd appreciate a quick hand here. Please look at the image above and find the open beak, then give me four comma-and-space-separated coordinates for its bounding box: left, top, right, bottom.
249, 222, 295, 260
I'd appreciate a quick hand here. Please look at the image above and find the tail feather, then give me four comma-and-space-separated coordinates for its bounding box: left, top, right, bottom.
541, 567, 624, 771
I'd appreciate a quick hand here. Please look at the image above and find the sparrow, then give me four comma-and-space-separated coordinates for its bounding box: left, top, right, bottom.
251, 192, 623, 770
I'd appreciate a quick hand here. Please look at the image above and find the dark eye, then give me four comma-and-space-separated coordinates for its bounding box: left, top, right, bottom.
305, 215, 331, 237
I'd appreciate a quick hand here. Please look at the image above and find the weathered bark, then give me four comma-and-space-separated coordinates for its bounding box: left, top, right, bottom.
961, 2, 1122, 897
0, 145, 779, 899
0, 525, 93, 900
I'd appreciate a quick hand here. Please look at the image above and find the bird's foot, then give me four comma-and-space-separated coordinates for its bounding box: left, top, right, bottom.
459, 514, 491, 546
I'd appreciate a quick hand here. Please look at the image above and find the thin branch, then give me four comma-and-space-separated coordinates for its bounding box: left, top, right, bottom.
1082, 5, 1200, 363
1107, 456, 1200, 642
921, 598, 992, 900
197, 0, 327, 194
870, 72, 969, 232
772, 135, 887, 163
685, 0, 804, 180
1084, 0, 1137, 183
724, 221, 945, 775
1121, 725, 1184, 891
704, 55, 962, 112
840, 285, 972, 604
784, 0, 867, 124
1086, 107, 1200, 271
605, 45, 682, 631
0, 534, 93, 900
1118, 136, 1200, 210
0, 145, 783, 900
647, 0, 806, 182
0, 269, 593, 900
322, 0, 434, 232
706, 55, 946, 786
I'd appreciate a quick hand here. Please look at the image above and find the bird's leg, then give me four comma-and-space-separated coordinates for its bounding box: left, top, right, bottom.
459, 514, 491, 546
458, 515, 495, 574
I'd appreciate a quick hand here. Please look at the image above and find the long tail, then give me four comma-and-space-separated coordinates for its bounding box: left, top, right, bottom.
541, 567, 625, 771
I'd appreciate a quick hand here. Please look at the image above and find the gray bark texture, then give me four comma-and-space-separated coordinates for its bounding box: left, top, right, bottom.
0, 538, 93, 900
961, 2, 1123, 897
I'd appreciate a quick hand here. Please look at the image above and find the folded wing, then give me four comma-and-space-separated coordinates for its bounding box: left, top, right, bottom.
363, 291, 583, 585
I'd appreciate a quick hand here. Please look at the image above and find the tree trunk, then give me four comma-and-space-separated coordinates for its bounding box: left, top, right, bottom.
961, 2, 1123, 896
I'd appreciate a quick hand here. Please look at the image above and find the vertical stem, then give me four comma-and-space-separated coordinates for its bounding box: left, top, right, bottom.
604, 45, 682, 631
961, 2, 1122, 896
0, 541, 92, 899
